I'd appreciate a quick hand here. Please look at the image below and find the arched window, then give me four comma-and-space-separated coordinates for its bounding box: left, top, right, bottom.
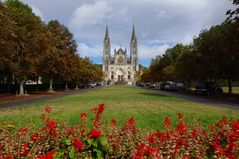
117, 56, 123, 64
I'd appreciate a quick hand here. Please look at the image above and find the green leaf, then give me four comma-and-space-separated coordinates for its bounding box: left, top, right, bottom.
69, 147, 77, 159
92, 140, 98, 147
220, 138, 228, 148
99, 136, 109, 152
53, 151, 64, 159
6, 124, 15, 129
179, 148, 186, 154
87, 138, 94, 146
93, 148, 103, 159
65, 139, 71, 146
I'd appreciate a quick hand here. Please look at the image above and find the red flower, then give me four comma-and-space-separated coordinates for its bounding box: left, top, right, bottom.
147, 146, 157, 155
80, 113, 87, 117
175, 142, 180, 152
90, 107, 98, 113
73, 139, 84, 150
46, 120, 57, 129
183, 153, 190, 159
80, 113, 87, 123
156, 131, 164, 142
125, 118, 136, 133
178, 113, 184, 121
128, 118, 135, 125
17, 128, 28, 136
37, 150, 56, 159
231, 119, 239, 131
178, 139, 186, 146
20, 143, 29, 156
40, 114, 45, 120
147, 134, 156, 144
213, 140, 225, 155
31, 134, 39, 142
191, 129, 197, 137
164, 117, 171, 127
88, 129, 101, 138
80, 130, 86, 135
132, 151, 143, 158
5, 153, 14, 159
66, 127, 76, 136
45, 149, 56, 159
110, 119, 117, 126
45, 120, 57, 136
176, 123, 186, 134
45, 106, 52, 113
98, 103, 105, 114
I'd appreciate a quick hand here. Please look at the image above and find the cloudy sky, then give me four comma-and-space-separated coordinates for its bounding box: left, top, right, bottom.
19, 0, 233, 66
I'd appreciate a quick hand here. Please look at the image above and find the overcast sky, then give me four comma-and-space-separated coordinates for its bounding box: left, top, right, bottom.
19, 0, 233, 66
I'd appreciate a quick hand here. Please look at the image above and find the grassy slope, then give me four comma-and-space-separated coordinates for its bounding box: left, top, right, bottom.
0, 86, 238, 130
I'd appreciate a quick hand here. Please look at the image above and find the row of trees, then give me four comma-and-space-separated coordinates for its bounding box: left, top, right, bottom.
141, 0, 239, 94
0, 0, 103, 95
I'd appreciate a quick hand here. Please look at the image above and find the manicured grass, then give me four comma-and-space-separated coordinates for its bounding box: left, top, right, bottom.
0, 85, 238, 130
222, 87, 239, 94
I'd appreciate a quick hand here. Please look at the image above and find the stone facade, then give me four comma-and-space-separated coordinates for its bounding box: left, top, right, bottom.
102, 25, 139, 85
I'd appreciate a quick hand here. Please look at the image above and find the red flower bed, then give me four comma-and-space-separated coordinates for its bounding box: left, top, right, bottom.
0, 104, 238, 159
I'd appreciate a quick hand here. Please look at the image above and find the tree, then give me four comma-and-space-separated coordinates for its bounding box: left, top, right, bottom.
148, 44, 188, 82
193, 23, 239, 94
174, 46, 198, 82
4, 0, 47, 95
48, 20, 78, 90
0, 2, 17, 84
141, 69, 152, 83
227, 0, 239, 22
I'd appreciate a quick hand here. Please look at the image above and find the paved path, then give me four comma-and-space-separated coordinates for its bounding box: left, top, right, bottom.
143, 88, 239, 110
0, 88, 100, 109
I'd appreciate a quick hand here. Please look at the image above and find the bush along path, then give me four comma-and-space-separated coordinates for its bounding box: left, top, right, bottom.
0, 104, 238, 159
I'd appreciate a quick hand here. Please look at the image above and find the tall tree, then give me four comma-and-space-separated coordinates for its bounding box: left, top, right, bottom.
227, 0, 239, 22
0, 2, 17, 84
4, 0, 47, 95
49, 20, 77, 90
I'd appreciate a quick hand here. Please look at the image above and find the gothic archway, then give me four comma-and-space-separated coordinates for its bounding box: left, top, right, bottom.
116, 69, 124, 82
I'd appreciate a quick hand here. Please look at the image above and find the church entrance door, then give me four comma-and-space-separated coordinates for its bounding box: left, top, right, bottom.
116, 69, 124, 82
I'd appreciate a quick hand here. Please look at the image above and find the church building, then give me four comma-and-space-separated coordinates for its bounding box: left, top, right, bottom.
102, 25, 139, 85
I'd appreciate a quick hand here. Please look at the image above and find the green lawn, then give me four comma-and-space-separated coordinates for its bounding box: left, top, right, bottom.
222, 87, 239, 94
0, 85, 238, 130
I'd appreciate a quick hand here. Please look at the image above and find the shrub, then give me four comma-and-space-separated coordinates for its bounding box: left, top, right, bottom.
0, 104, 238, 158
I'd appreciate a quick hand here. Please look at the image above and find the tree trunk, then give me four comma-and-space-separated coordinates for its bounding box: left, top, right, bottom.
36, 76, 39, 92
19, 80, 24, 95
75, 82, 79, 90
228, 79, 232, 95
49, 75, 53, 92
4, 76, 7, 84
65, 82, 69, 90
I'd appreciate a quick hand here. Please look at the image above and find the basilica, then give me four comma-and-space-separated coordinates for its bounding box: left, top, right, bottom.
102, 25, 139, 85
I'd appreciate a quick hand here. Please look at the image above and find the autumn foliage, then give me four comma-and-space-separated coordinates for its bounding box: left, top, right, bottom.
0, 104, 238, 159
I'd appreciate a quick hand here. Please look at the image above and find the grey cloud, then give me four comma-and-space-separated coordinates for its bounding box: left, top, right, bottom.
18, 0, 234, 66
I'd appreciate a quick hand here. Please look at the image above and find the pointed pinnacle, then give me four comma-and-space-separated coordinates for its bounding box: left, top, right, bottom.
104, 25, 110, 40
131, 25, 136, 40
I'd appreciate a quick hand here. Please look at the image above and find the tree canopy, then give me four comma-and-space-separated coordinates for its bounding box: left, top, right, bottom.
0, 0, 103, 94
141, 0, 239, 94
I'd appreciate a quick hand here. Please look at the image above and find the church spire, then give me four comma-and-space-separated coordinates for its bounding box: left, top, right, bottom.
131, 24, 136, 41
104, 25, 110, 41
